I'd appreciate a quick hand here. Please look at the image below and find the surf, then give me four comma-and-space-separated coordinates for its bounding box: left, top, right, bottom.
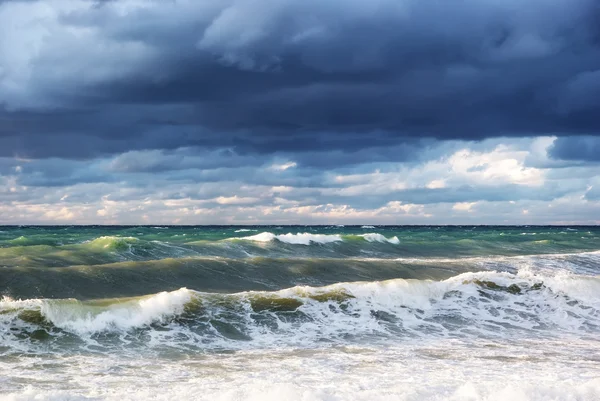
2, 270, 598, 354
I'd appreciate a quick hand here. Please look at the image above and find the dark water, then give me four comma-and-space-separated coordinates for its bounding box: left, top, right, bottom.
0, 225, 599, 355
1, 225, 598, 298
1, 226, 600, 400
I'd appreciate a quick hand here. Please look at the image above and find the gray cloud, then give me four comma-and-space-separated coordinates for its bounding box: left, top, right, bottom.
548, 136, 600, 162
0, 0, 598, 161
1, 1, 600, 224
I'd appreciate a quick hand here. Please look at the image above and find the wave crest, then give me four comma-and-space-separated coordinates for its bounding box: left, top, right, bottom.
42, 288, 193, 334
231, 232, 400, 245
235, 232, 343, 245
2, 270, 599, 350
358, 233, 400, 244
82, 236, 140, 252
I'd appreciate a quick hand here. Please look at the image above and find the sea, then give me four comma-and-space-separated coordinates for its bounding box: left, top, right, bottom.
0, 225, 599, 400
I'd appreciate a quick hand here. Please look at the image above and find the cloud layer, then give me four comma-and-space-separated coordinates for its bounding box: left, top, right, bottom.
0, 0, 599, 223
1, 137, 599, 224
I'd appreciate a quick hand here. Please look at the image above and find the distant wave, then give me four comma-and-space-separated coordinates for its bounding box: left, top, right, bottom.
230, 232, 399, 245
234, 229, 258, 233
0, 236, 199, 268
234, 232, 344, 245
8, 235, 29, 244
82, 236, 140, 251
358, 233, 400, 244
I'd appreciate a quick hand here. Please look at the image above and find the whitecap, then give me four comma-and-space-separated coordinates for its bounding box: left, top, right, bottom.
40, 288, 193, 334
359, 233, 400, 244
236, 232, 343, 245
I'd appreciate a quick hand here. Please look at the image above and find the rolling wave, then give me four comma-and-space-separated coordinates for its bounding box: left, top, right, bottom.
2, 250, 600, 301
0, 256, 458, 300
0, 236, 198, 268
2, 226, 599, 401
1, 227, 599, 270
2, 270, 598, 353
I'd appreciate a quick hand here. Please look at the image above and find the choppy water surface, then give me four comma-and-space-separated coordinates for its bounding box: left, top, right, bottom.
1, 226, 599, 400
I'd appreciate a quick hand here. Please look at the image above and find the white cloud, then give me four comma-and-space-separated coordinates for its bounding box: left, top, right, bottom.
269, 161, 297, 171
326, 140, 548, 199
426, 179, 446, 189
215, 195, 259, 205
0, 137, 598, 225
447, 145, 545, 186
453, 202, 476, 212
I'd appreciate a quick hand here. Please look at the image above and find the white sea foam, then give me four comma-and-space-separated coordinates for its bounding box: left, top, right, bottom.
386, 250, 600, 275
359, 233, 400, 244
2, 269, 600, 401
1, 346, 599, 401
236, 232, 343, 245
235, 229, 258, 233
39, 288, 193, 334
3, 270, 599, 340
234, 232, 401, 245
237, 232, 277, 242
361, 225, 376, 229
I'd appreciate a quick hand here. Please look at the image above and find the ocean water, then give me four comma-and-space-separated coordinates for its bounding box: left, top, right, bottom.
0, 225, 599, 400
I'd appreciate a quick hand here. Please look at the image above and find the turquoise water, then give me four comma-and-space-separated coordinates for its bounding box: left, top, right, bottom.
1, 225, 599, 298
1, 226, 599, 400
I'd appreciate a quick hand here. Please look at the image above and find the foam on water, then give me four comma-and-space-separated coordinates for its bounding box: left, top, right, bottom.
40, 288, 193, 335
359, 233, 400, 244
1, 225, 599, 401
2, 269, 599, 352
1, 344, 599, 401
236, 232, 343, 245
3, 379, 599, 401
233, 232, 403, 245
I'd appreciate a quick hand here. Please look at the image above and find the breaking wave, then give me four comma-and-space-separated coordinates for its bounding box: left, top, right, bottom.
356, 233, 400, 244
2, 269, 598, 353
234, 232, 344, 245
231, 232, 400, 245
2, 226, 599, 401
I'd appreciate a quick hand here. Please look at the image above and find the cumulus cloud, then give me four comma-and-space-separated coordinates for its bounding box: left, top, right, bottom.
0, 137, 598, 224
548, 136, 600, 162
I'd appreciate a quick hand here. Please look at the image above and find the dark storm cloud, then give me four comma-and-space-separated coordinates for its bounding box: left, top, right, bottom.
272, 183, 577, 209
0, 0, 599, 160
548, 136, 600, 162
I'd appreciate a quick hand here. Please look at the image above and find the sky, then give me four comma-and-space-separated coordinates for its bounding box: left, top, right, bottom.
0, 0, 599, 225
